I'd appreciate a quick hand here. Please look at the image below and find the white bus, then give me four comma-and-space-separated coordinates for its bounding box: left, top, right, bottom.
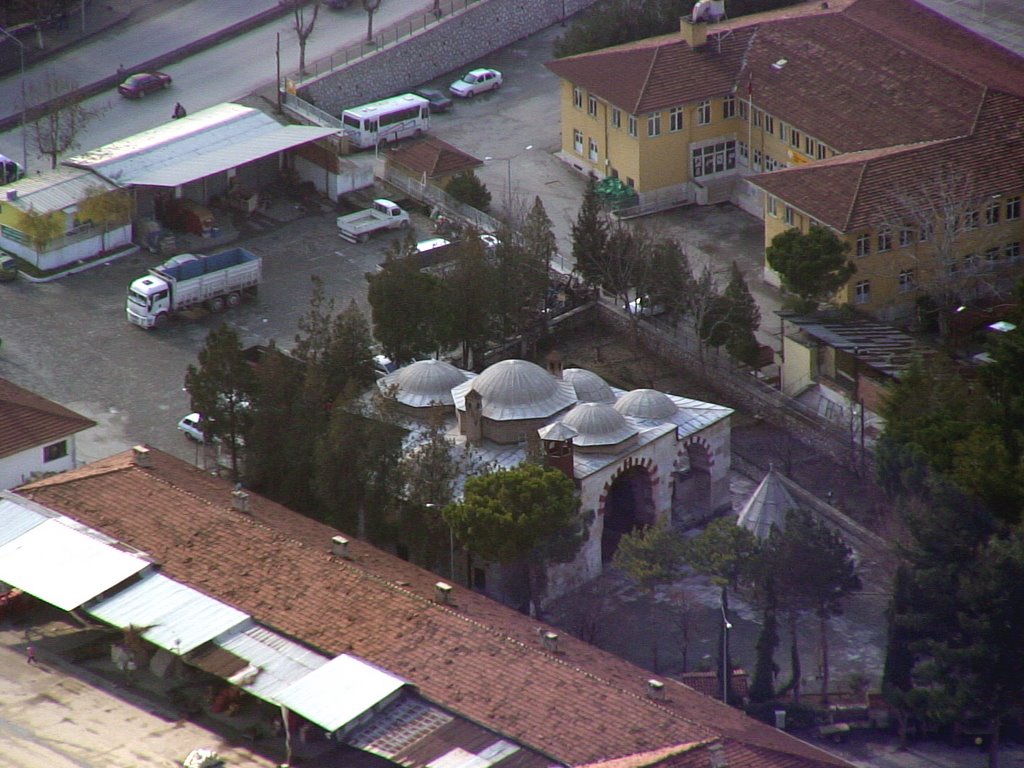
341, 93, 430, 149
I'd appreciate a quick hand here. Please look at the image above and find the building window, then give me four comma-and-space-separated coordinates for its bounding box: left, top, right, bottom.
648, 113, 661, 137
805, 136, 815, 155
1007, 196, 1021, 220
986, 200, 1000, 226
898, 269, 915, 292
790, 128, 801, 148
697, 100, 711, 125
588, 137, 598, 161
947, 260, 959, 276
1008, 241, 1022, 262
572, 88, 582, 109
919, 222, 932, 242
816, 143, 827, 160
610, 167, 619, 179
856, 234, 870, 257
784, 206, 794, 225
964, 252, 979, 272
855, 280, 871, 304
899, 226, 914, 248
985, 246, 1000, 265
625, 177, 635, 188
765, 156, 781, 172
738, 140, 749, 166
691, 140, 736, 178
627, 115, 637, 137
767, 196, 778, 217
588, 95, 597, 116
739, 100, 747, 119
611, 108, 621, 129
765, 115, 775, 135
44, 440, 68, 463
752, 148, 762, 172
669, 107, 684, 132
723, 96, 736, 119
753, 109, 763, 128
877, 229, 892, 252
573, 129, 583, 154
964, 209, 979, 231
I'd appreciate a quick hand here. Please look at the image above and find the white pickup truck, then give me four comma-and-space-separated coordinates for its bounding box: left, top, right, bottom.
337, 199, 409, 243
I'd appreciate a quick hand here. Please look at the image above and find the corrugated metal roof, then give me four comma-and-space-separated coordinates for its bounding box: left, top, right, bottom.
2, 167, 117, 213
85, 572, 248, 654
64, 103, 336, 188
0, 494, 51, 548
0, 517, 150, 610
213, 621, 329, 703
276, 653, 406, 734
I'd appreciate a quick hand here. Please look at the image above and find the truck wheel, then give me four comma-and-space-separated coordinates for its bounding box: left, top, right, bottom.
209, 296, 226, 313
154, 313, 168, 329
226, 292, 241, 308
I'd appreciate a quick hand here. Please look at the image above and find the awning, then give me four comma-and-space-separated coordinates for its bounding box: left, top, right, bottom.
276, 654, 406, 733
85, 572, 248, 654
0, 517, 149, 611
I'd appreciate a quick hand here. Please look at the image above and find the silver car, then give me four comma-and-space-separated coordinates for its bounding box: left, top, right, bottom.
449, 68, 502, 98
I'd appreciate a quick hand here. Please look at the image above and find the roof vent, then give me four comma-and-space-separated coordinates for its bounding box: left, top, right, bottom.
771, 58, 788, 71
647, 679, 666, 700
542, 631, 560, 652
231, 489, 250, 513
5, 190, 17, 201
132, 445, 151, 467
435, 581, 453, 605
331, 535, 351, 559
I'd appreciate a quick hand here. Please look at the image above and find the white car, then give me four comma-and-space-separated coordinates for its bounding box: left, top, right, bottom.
449, 68, 502, 98
177, 412, 207, 442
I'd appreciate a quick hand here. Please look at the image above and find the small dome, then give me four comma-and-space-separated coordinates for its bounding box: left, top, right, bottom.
615, 388, 677, 421
382, 359, 466, 407
560, 402, 637, 446
453, 359, 577, 420
564, 368, 615, 404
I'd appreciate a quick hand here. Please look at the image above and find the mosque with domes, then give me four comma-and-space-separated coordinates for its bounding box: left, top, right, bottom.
377, 353, 733, 605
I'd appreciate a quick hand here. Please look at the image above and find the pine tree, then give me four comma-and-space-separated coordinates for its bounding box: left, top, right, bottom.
571, 175, 608, 287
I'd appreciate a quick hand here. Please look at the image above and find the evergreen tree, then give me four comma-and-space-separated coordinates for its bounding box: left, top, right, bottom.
571, 174, 608, 287
446, 173, 492, 212
368, 244, 448, 363
765, 225, 855, 312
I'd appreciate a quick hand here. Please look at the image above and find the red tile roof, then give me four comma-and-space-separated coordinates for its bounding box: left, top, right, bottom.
18, 448, 852, 768
386, 136, 482, 179
0, 378, 96, 460
750, 90, 1024, 231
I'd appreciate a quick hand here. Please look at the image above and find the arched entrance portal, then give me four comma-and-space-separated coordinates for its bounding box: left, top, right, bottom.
601, 464, 655, 563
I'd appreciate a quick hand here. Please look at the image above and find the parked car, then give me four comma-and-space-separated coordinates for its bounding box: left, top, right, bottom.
449, 68, 502, 98
177, 413, 207, 442
117, 71, 172, 99
414, 87, 453, 113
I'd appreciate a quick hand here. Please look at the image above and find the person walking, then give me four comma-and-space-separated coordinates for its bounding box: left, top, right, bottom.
26, 645, 37, 665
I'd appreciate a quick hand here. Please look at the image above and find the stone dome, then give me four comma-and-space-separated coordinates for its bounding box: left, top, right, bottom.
452, 359, 577, 420
615, 388, 678, 421
563, 368, 615, 404
560, 402, 638, 447
381, 359, 466, 408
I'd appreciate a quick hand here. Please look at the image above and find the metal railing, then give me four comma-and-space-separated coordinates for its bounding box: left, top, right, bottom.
381, 166, 502, 234
282, 92, 343, 130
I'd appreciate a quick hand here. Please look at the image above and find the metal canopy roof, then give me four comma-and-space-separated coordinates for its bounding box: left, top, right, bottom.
0, 495, 50, 548
276, 654, 406, 734
0, 517, 149, 610
86, 572, 249, 654
64, 102, 337, 189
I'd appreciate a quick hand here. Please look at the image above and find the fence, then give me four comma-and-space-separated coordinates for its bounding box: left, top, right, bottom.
381, 166, 503, 234
282, 92, 343, 130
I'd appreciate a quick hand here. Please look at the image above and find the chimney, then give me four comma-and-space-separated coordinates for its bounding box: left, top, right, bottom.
231, 489, 250, 513
647, 679, 666, 700
461, 388, 483, 444
542, 631, 560, 652
331, 535, 351, 559
680, 17, 707, 49
5, 189, 17, 201
434, 581, 453, 604
132, 445, 151, 467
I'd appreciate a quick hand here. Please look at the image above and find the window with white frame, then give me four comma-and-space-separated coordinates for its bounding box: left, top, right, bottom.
765, 115, 775, 135
765, 156, 779, 171
43, 440, 68, 462
986, 200, 1000, 226
805, 136, 815, 156
697, 100, 711, 125
738, 141, 749, 166
777, 121, 785, 141
790, 128, 801, 148
964, 209, 979, 230
898, 269, 915, 292
691, 140, 736, 178
899, 226, 914, 247
816, 143, 827, 160
1007, 196, 1021, 220
612, 108, 621, 129
628, 115, 637, 137
767, 195, 778, 217
573, 129, 583, 154
877, 229, 892, 252
669, 107, 684, 132
588, 137, 598, 161
573, 88, 582, 109
985, 246, 1000, 266
753, 108, 763, 128
753, 148, 762, 171
739, 100, 747, 119
855, 280, 871, 304
723, 96, 736, 119
648, 113, 661, 137
919, 222, 933, 242
784, 206, 794, 225
588, 95, 597, 116
1007, 241, 1021, 261
856, 234, 870, 256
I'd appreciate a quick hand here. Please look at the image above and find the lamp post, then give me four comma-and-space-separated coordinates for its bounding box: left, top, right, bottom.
721, 603, 732, 705
485, 145, 533, 213
0, 26, 28, 174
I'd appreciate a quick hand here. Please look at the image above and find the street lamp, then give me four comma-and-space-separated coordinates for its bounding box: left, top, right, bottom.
721, 603, 732, 704
485, 145, 533, 212
0, 26, 28, 174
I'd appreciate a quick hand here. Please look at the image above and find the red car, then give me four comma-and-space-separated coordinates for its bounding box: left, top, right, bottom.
118, 72, 172, 99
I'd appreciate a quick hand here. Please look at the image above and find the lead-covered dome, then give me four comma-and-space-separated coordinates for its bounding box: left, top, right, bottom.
560, 402, 637, 447
452, 359, 577, 420
380, 359, 466, 408
563, 368, 615, 404
615, 388, 677, 421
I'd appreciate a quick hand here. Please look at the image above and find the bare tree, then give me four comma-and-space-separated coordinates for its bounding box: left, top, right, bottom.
285, 0, 321, 75
77, 185, 133, 253
363, 0, 382, 43
26, 70, 106, 169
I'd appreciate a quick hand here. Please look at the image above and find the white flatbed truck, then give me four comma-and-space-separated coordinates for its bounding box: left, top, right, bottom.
337, 198, 409, 243
126, 247, 262, 329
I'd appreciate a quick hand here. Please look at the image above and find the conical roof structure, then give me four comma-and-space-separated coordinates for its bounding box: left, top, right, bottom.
736, 467, 797, 540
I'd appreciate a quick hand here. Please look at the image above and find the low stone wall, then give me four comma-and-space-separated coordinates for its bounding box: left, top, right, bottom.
300, 0, 597, 116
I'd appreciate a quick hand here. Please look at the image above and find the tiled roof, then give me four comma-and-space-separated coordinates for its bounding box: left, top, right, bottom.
0, 378, 96, 460
546, 0, 1024, 153
751, 90, 1024, 231
19, 448, 851, 768
386, 136, 482, 179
